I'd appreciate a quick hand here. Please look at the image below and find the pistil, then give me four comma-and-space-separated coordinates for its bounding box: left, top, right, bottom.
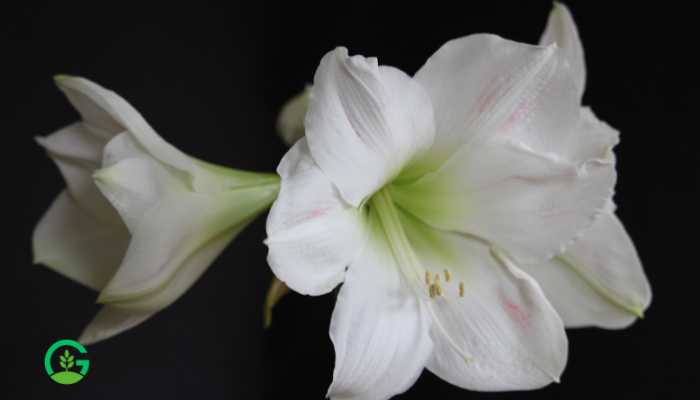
370, 188, 425, 291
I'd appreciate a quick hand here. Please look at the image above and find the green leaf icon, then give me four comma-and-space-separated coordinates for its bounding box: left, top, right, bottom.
58, 349, 73, 371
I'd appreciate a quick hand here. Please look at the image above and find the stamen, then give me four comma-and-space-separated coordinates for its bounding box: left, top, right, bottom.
425, 271, 431, 285
369, 188, 472, 361
459, 281, 465, 297
428, 282, 443, 298
444, 269, 451, 282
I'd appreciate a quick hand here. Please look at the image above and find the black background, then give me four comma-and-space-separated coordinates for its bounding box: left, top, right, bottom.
5, 1, 697, 399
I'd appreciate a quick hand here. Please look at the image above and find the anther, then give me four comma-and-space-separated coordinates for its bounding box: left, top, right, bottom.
444, 269, 451, 282
429, 282, 443, 298
459, 281, 465, 297
425, 271, 431, 285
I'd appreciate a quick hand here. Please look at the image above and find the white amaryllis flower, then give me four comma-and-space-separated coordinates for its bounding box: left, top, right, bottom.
265, 3, 650, 398
34, 76, 279, 344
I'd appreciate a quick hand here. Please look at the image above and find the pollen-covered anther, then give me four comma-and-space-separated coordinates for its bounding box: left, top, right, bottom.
444, 269, 451, 282
428, 281, 443, 298
459, 281, 465, 298
425, 271, 432, 285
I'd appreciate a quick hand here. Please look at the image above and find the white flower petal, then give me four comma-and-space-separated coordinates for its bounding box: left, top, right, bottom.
520, 210, 650, 329
539, 2, 586, 99
95, 157, 278, 302
520, 255, 635, 330
36, 123, 121, 224
305, 47, 434, 206
55, 75, 259, 194
277, 86, 310, 146
100, 130, 152, 168
414, 34, 579, 169
94, 152, 176, 230
78, 222, 248, 345
563, 211, 650, 326
97, 194, 225, 300
78, 305, 153, 345
32, 191, 129, 291
36, 122, 107, 163
93, 224, 242, 319
401, 218, 567, 391
562, 106, 619, 164
54, 75, 195, 176
265, 139, 364, 296
391, 138, 615, 263
327, 227, 432, 400
53, 75, 124, 135
34, 122, 129, 291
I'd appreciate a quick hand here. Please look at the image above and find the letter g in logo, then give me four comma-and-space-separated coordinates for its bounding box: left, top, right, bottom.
44, 339, 90, 385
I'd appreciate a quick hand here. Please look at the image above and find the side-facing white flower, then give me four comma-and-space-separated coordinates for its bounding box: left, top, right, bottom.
34, 76, 279, 344
265, 3, 650, 399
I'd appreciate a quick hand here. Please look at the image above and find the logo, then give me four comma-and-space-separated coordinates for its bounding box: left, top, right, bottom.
44, 339, 90, 385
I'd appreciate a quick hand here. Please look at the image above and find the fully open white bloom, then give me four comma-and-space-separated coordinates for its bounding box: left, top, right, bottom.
34, 76, 279, 344
265, 3, 651, 398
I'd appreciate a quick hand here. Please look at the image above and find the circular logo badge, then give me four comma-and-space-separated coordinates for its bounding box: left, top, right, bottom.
44, 339, 90, 385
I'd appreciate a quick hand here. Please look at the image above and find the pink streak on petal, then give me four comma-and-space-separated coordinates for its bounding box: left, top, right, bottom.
499, 290, 530, 328
503, 103, 529, 131
292, 207, 332, 226
476, 78, 502, 114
